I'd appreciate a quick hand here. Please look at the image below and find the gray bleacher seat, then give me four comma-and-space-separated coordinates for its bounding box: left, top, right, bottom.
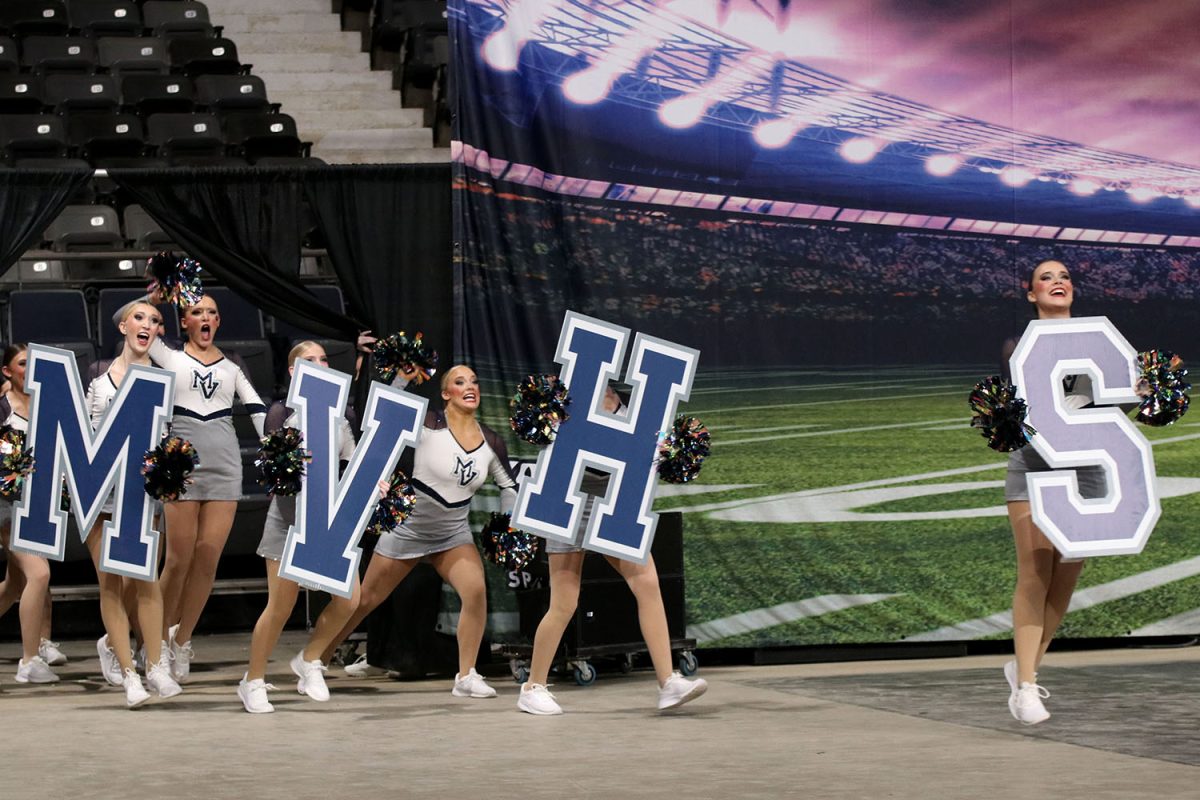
1, 2, 70, 38
21, 35, 97, 74
143, 1, 213, 39
43, 74, 121, 115
44, 204, 124, 251
98, 36, 168, 75
0, 36, 18, 73
123, 204, 176, 249
7, 289, 96, 378
2, 258, 67, 283
0, 114, 68, 164
68, 0, 142, 38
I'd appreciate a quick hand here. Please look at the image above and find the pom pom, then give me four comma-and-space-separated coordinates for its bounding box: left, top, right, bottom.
0, 426, 35, 501
145, 251, 204, 309
1135, 350, 1191, 426
365, 465, 417, 535
656, 416, 711, 483
142, 436, 198, 501
480, 512, 541, 571
256, 427, 311, 497
969, 376, 1036, 451
373, 331, 439, 385
509, 374, 571, 445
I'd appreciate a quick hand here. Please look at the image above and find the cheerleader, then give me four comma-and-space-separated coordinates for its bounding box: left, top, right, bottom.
518, 386, 707, 715
86, 302, 182, 706
321, 364, 514, 698
237, 341, 375, 713
0, 344, 61, 683
1002, 260, 1103, 724
120, 294, 266, 680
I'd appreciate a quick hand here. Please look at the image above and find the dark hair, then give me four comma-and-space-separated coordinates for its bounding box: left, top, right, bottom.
1029, 259, 1068, 286
3, 342, 27, 368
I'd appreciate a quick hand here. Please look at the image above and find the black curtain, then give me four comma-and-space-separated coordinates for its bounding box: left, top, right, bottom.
0, 169, 93, 273
107, 167, 364, 340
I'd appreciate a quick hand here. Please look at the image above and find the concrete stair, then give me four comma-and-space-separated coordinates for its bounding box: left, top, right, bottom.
203, 0, 449, 164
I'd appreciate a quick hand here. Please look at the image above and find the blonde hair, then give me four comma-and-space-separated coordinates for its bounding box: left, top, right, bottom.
119, 300, 161, 325
440, 364, 474, 393
288, 340, 324, 365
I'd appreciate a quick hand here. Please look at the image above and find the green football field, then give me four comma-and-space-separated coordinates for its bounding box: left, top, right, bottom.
470, 365, 1200, 648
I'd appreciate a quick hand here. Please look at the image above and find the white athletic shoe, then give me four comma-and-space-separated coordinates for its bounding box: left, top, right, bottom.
38, 638, 67, 666
452, 668, 498, 698
290, 652, 330, 702
123, 669, 151, 708
343, 654, 386, 678
517, 683, 563, 715
146, 656, 182, 699
657, 671, 708, 710
238, 675, 276, 714
97, 634, 123, 687
15, 655, 60, 684
1010, 681, 1051, 725
170, 637, 194, 683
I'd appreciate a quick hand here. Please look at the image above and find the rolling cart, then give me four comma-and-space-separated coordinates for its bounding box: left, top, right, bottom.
500, 512, 699, 686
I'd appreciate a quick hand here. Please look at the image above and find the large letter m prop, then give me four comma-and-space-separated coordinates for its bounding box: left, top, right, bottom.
13, 344, 173, 580
513, 312, 699, 562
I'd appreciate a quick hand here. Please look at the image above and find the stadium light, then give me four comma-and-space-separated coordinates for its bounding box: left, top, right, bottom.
840, 137, 880, 164
562, 67, 617, 105
924, 153, 961, 177
753, 117, 801, 148
999, 166, 1035, 187
1126, 186, 1161, 203
1184, 195, 1200, 208
1068, 178, 1101, 196
481, 32, 522, 71
658, 94, 711, 129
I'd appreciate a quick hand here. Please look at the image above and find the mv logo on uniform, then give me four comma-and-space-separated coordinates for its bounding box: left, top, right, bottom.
513, 312, 699, 563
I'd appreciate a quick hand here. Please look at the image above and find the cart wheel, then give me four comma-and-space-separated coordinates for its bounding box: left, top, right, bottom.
619, 654, 633, 674
573, 662, 597, 686
677, 650, 698, 676
509, 658, 530, 684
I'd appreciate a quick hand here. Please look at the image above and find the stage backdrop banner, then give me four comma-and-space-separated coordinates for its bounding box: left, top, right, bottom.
450, 0, 1200, 648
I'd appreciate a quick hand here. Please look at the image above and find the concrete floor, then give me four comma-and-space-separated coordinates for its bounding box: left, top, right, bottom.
1, 635, 1196, 799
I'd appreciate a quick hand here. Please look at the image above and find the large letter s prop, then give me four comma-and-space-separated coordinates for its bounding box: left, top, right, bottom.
513, 312, 698, 563
278, 360, 426, 598
13, 344, 173, 580
1010, 317, 1160, 558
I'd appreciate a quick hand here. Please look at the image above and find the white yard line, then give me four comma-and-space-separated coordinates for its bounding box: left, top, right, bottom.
689, 389, 965, 417
686, 593, 901, 644
1128, 608, 1200, 636
718, 417, 964, 447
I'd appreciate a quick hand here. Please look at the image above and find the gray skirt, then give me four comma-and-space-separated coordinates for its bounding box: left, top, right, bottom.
544, 495, 598, 555
256, 495, 294, 561
372, 525, 474, 561
170, 415, 242, 502
1005, 446, 1107, 502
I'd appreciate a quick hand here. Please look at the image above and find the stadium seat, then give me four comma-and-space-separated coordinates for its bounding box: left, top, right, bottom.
203, 287, 264, 339
66, 257, 141, 281
4, 258, 67, 283
271, 285, 355, 376
0, 75, 45, 114
98, 36, 169, 75
0, 114, 68, 163
123, 204, 177, 249
168, 36, 241, 76
68, 0, 142, 37
145, 111, 223, 161
67, 112, 145, 161
44, 74, 121, 115
143, 1, 213, 39
0, 37, 19, 73
120, 73, 194, 115
44, 204, 124, 251
7, 289, 97, 379
21, 35, 98, 74
222, 112, 305, 162
0, 2, 70, 38
194, 74, 271, 114
97, 287, 181, 354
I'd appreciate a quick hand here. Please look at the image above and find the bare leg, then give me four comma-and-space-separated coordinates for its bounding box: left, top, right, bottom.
174, 500, 237, 643
320, 552, 417, 664
40, 589, 52, 642
86, 519, 135, 670
606, 554, 674, 685
246, 559, 302, 681
1009, 501, 1069, 684
528, 551, 584, 685
305, 576, 361, 663
7, 549, 50, 661
1037, 556, 1084, 667
160, 500, 200, 640
430, 544, 489, 675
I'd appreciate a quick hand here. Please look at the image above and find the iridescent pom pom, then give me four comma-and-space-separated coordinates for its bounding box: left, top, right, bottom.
142, 436, 198, 501
969, 376, 1036, 451
373, 331, 439, 385
365, 465, 417, 535
1135, 350, 1190, 427
656, 416, 711, 483
480, 512, 541, 571
145, 251, 204, 310
509, 374, 571, 445
0, 426, 35, 501
256, 427, 310, 497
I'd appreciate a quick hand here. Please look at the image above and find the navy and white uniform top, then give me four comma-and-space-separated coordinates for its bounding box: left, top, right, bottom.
85, 370, 120, 425
148, 337, 266, 436
0, 397, 27, 434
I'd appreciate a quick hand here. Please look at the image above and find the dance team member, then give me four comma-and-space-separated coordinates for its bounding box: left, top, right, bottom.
322, 364, 514, 699
518, 385, 707, 715
237, 341, 378, 713
1001, 260, 1105, 725
0, 344, 63, 683
119, 295, 266, 680
86, 302, 182, 706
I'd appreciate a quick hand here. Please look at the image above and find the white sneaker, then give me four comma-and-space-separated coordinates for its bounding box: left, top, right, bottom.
146, 657, 182, 699
343, 654, 386, 677
38, 638, 67, 666
15, 655, 60, 684
1010, 681, 1051, 725
452, 668, 497, 698
171, 638, 194, 683
290, 651, 330, 702
123, 668, 151, 708
97, 634, 123, 687
518, 683, 563, 715
237, 675, 276, 714
657, 671, 708, 710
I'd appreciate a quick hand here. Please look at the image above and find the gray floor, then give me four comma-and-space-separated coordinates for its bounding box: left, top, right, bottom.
1, 635, 1196, 799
